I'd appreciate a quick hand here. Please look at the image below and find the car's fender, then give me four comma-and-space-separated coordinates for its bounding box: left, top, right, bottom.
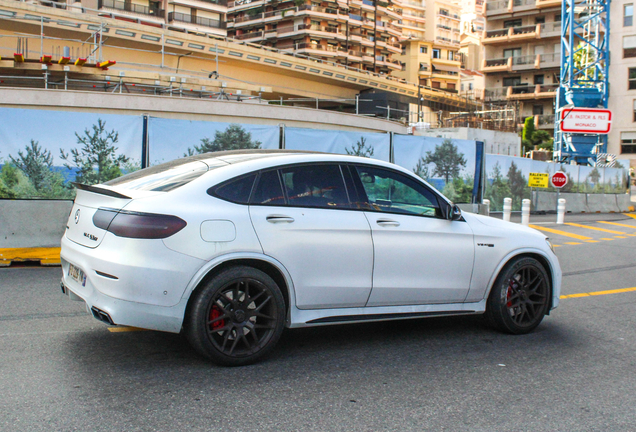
180, 251, 298, 325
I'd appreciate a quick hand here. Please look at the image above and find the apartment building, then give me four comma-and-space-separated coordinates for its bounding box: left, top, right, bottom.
608, 0, 636, 165
395, 0, 462, 92
75, 0, 227, 36
224, 0, 403, 74
481, 0, 561, 132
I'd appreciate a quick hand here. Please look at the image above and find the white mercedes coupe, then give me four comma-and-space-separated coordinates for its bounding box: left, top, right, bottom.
60, 150, 561, 366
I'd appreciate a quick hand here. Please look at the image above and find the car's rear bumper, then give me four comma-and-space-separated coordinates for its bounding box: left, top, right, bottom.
60, 233, 203, 333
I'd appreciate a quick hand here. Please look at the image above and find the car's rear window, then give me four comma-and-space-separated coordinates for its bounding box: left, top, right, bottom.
105, 161, 224, 192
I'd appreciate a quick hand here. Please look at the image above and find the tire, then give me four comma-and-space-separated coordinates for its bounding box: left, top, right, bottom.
185, 266, 286, 366
485, 257, 551, 335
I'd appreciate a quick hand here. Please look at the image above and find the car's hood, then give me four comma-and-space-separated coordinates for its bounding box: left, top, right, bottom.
462, 212, 547, 240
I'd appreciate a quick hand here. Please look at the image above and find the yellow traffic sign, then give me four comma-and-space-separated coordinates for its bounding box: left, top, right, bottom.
528, 173, 549, 188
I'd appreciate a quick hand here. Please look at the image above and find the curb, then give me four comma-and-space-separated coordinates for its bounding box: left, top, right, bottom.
0, 248, 61, 267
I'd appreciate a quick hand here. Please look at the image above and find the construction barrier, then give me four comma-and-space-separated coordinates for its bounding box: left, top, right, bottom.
534, 191, 558, 213
616, 194, 634, 212
560, 193, 589, 213
586, 193, 620, 213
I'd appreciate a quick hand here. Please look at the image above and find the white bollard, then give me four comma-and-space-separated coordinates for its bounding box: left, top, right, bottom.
503, 197, 512, 222
557, 198, 566, 224
482, 199, 490, 217
521, 199, 531, 226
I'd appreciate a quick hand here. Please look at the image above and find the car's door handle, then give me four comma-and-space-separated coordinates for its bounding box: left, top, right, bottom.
376, 219, 400, 227
266, 215, 295, 223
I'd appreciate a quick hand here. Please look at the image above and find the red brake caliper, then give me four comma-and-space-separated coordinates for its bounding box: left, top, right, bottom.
209, 306, 225, 331
506, 280, 515, 308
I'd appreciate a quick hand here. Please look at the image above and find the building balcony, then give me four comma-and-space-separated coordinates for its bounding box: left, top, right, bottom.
168, 12, 226, 29
435, 36, 459, 47
511, 54, 539, 70
437, 11, 460, 21
534, 114, 555, 129
536, 0, 561, 8
168, 0, 227, 14
98, 0, 165, 18
483, 24, 539, 44
535, 83, 559, 98
485, 0, 535, 16
483, 87, 508, 101
482, 56, 512, 72
539, 21, 561, 38
538, 52, 560, 68
227, 0, 265, 11
507, 84, 558, 100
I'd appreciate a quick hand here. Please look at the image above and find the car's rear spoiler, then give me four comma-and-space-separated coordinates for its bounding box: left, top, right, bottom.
73, 183, 132, 199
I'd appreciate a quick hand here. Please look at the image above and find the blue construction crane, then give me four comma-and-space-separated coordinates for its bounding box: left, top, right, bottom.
554, 0, 611, 165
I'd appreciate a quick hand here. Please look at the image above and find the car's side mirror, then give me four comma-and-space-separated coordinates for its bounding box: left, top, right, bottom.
446, 204, 462, 221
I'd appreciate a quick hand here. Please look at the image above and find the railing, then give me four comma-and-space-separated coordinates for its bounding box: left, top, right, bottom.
484, 87, 507, 100
168, 12, 226, 29
437, 24, 451, 30
512, 0, 534, 6
486, 0, 507, 11
539, 21, 561, 33
234, 30, 263, 39
292, 43, 347, 54
484, 57, 508, 67
402, 11, 425, 18
437, 11, 460, 19
537, 84, 558, 93
485, 28, 508, 38
419, 63, 429, 71
298, 23, 340, 33
512, 54, 535, 66
99, 0, 165, 18
536, 114, 555, 126
511, 24, 536, 35
539, 52, 559, 64
510, 84, 531, 94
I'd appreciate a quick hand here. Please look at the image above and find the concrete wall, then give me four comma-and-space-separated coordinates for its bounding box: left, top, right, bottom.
414, 127, 521, 157
0, 200, 72, 248
0, 88, 408, 134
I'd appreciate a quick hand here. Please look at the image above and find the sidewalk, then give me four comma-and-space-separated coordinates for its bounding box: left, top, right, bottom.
490, 211, 635, 225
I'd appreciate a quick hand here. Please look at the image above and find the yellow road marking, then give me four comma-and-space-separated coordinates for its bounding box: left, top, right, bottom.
528, 225, 592, 240
615, 236, 628, 239
564, 242, 582, 245
585, 240, 599, 243
561, 287, 636, 299
564, 222, 625, 235
553, 245, 562, 248
0, 247, 61, 266
624, 213, 636, 220
107, 327, 149, 333
599, 221, 636, 229
601, 238, 614, 241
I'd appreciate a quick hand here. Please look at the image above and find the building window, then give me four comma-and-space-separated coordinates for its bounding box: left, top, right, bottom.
625, 4, 633, 26
534, 75, 544, 85
402, 47, 406, 55
503, 19, 522, 28
533, 105, 544, 115
503, 48, 522, 58
469, 83, 473, 90
621, 131, 636, 153
503, 76, 521, 86
634, 100, 636, 121
461, 83, 465, 91
431, 81, 441, 88
555, 14, 561, 22
447, 83, 456, 90
535, 16, 545, 24
624, 36, 636, 58
420, 46, 427, 54
447, 50, 454, 60
432, 49, 440, 58
629, 68, 636, 89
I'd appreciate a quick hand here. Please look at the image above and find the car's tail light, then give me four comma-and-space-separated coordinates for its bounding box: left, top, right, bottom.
93, 209, 187, 239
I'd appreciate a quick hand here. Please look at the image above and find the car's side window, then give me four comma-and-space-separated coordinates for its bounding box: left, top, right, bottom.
209, 173, 257, 204
251, 170, 286, 205
353, 165, 442, 217
280, 164, 350, 209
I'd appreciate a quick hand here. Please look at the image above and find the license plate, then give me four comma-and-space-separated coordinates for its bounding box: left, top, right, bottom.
68, 263, 86, 287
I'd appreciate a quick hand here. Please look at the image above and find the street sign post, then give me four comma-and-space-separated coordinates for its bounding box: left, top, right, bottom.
551, 171, 568, 188
559, 108, 612, 134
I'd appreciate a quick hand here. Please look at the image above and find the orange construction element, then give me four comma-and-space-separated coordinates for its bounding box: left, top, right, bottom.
58, 56, 70, 65
97, 60, 116, 69
14, 53, 24, 62
40, 55, 52, 63
74, 58, 87, 66
0, 247, 61, 266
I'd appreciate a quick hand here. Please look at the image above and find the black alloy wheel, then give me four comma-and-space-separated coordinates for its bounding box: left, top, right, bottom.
186, 266, 285, 366
486, 257, 551, 334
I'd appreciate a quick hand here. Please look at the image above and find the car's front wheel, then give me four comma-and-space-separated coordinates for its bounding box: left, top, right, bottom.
186, 266, 286, 366
485, 257, 551, 334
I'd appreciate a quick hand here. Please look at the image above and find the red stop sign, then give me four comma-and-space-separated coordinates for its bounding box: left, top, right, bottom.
551, 171, 568, 188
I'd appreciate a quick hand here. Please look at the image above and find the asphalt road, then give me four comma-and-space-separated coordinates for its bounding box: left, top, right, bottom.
2, 214, 636, 431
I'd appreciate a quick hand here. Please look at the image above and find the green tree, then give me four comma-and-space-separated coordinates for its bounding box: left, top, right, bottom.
522, 118, 553, 153
423, 138, 466, 184
186, 124, 262, 155
9, 140, 53, 191
443, 176, 473, 204
587, 167, 601, 193
60, 119, 129, 185
522, 117, 535, 153
346, 137, 374, 158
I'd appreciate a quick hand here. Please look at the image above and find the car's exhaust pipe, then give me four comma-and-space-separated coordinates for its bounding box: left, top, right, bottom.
91, 306, 115, 325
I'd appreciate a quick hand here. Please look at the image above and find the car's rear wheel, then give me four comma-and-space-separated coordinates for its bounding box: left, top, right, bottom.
186, 266, 285, 366
485, 257, 551, 334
